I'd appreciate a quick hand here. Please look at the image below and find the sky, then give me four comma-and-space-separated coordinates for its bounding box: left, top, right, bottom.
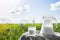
0, 0, 60, 23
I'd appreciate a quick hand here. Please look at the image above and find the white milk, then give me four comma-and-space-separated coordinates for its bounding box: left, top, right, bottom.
28, 26, 36, 36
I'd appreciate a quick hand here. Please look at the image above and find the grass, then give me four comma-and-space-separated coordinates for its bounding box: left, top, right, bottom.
0, 23, 60, 40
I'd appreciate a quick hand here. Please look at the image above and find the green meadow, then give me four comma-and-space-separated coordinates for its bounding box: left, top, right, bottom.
0, 23, 60, 40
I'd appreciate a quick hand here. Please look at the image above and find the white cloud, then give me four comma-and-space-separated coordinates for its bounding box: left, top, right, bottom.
0, 0, 21, 16
9, 4, 30, 16
0, 0, 30, 23
23, 4, 30, 13
50, 1, 60, 11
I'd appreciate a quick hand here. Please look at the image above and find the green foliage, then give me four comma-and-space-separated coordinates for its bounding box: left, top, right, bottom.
0, 23, 60, 40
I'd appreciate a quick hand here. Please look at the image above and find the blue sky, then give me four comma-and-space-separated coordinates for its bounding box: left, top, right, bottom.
0, 0, 60, 23
24, 0, 60, 23
29, 0, 49, 18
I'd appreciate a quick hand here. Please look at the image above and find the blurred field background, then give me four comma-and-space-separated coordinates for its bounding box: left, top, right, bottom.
0, 23, 60, 40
